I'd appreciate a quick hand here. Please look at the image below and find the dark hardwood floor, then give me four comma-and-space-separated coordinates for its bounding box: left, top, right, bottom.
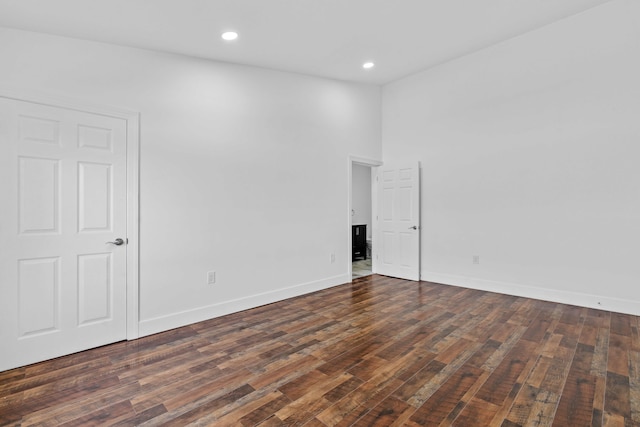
2, 274, 639, 426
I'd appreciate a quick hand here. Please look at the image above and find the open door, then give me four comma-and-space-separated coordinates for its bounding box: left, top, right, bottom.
376, 162, 420, 280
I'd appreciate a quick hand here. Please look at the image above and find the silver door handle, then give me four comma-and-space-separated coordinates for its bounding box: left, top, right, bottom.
408, 226, 418, 230
106, 238, 125, 246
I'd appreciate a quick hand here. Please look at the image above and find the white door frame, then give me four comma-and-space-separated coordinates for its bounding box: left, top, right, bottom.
348, 155, 383, 281
0, 88, 140, 340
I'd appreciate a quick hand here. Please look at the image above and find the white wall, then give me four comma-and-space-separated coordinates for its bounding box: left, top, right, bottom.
0, 28, 381, 335
351, 164, 372, 239
382, 0, 640, 314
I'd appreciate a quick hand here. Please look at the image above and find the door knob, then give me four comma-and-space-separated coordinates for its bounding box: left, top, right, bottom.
408, 226, 418, 230
106, 238, 125, 246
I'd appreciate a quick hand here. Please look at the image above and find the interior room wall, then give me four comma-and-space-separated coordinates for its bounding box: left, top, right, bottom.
381, 0, 640, 314
351, 164, 372, 239
0, 28, 382, 335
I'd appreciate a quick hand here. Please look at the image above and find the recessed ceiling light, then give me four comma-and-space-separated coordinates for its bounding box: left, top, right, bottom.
221, 31, 238, 41
362, 62, 375, 70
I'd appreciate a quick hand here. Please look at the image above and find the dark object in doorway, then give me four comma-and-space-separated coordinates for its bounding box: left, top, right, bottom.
352, 224, 367, 261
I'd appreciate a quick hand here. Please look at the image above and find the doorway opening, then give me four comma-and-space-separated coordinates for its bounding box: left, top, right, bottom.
349, 156, 381, 280
352, 163, 372, 278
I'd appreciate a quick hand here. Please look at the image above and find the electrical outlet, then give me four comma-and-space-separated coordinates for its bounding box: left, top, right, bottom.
330, 253, 336, 263
207, 271, 216, 285
473, 255, 480, 265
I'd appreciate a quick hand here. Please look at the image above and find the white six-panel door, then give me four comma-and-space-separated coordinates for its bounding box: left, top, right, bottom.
376, 162, 420, 281
0, 97, 128, 371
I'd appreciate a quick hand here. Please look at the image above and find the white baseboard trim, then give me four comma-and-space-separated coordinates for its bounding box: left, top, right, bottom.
138, 273, 350, 337
420, 271, 640, 316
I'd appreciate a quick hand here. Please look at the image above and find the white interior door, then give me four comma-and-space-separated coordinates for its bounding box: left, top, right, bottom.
0, 97, 128, 371
377, 162, 420, 281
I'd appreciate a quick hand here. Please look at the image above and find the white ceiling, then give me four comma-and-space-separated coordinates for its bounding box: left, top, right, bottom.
0, 0, 612, 85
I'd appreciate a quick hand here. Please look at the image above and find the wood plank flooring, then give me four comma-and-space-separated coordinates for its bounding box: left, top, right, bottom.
2, 274, 640, 426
